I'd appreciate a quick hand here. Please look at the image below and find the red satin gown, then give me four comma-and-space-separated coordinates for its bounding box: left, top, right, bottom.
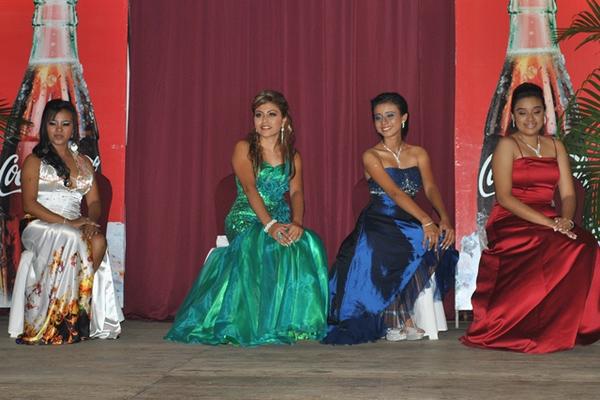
461, 151, 600, 353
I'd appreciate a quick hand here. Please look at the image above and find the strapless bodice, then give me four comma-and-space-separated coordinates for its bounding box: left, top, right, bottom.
368, 166, 422, 198
225, 162, 291, 240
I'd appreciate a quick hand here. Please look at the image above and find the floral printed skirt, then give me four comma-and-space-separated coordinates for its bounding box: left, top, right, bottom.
8, 220, 123, 344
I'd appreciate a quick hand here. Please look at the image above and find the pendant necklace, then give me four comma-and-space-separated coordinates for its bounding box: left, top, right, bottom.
519, 135, 542, 158
381, 142, 403, 167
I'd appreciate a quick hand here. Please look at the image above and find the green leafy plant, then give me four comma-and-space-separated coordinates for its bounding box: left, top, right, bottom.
0, 98, 29, 141
557, 0, 600, 240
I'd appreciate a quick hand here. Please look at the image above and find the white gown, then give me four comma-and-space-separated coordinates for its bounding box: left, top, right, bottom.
412, 273, 448, 340
8, 153, 123, 343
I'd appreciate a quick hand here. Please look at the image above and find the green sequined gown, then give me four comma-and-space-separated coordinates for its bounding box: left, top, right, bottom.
165, 163, 329, 345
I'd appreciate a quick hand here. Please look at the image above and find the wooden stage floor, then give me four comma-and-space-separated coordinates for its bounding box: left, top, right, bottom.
1, 316, 600, 399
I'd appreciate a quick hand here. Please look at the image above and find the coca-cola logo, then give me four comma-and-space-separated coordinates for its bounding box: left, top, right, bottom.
0, 154, 22, 197
478, 154, 494, 198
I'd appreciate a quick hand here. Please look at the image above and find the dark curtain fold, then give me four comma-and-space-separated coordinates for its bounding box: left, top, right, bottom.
125, 0, 455, 319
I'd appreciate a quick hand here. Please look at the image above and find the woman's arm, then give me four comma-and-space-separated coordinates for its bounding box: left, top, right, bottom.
82, 157, 102, 223
415, 146, 455, 248
286, 152, 305, 242
363, 149, 439, 249
232, 140, 292, 245
492, 137, 558, 228
555, 140, 576, 219
554, 140, 577, 233
80, 157, 102, 239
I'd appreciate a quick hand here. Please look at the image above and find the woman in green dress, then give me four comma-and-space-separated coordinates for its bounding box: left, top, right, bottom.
165, 90, 329, 346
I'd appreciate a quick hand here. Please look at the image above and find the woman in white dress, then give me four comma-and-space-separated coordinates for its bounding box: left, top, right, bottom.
8, 99, 122, 344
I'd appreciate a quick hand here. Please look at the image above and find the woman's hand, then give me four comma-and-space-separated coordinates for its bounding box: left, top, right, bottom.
439, 218, 455, 250
283, 222, 304, 243
80, 222, 101, 240
67, 217, 99, 229
268, 222, 294, 246
422, 221, 440, 251
67, 217, 101, 239
552, 217, 577, 240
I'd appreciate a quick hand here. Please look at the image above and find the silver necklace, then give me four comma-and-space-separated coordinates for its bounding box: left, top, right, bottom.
519, 135, 542, 158
381, 142, 403, 167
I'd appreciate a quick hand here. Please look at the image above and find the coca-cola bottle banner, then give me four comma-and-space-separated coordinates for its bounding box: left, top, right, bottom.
454, 0, 598, 311
0, 0, 127, 307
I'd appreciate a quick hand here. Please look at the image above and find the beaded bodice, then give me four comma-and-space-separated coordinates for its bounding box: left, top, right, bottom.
368, 167, 422, 198
225, 162, 291, 240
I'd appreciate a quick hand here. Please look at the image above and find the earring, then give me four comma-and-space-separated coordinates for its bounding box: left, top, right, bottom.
280, 126, 285, 143
401, 121, 405, 129
511, 118, 515, 128
68, 140, 79, 153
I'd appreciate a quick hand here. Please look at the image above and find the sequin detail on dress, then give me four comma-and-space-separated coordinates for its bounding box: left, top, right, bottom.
368, 167, 422, 197
324, 166, 457, 345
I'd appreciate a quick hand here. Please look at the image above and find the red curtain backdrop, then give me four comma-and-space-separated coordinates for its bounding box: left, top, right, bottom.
125, 0, 455, 319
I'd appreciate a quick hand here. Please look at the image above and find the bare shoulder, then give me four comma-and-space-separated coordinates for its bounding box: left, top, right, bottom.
362, 147, 380, 163
293, 151, 302, 163
406, 144, 427, 157
496, 136, 518, 152
21, 154, 41, 182
403, 145, 429, 167
22, 153, 41, 169
232, 139, 251, 159
551, 137, 567, 151
78, 154, 95, 170
234, 139, 250, 152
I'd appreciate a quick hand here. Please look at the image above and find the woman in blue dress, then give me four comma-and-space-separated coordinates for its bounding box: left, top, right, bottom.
323, 92, 457, 344
165, 90, 328, 346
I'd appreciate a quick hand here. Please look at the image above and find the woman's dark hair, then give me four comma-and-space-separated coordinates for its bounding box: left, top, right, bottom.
510, 82, 546, 112
32, 99, 79, 187
509, 82, 547, 134
370, 92, 410, 138
247, 90, 296, 177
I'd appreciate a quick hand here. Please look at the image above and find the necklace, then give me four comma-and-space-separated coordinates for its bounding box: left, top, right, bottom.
518, 135, 542, 158
381, 142, 403, 167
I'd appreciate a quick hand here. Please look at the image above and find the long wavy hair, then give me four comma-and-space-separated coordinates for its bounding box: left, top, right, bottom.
370, 92, 410, 139
246, 90, 296, 177
32, 99, 79, 187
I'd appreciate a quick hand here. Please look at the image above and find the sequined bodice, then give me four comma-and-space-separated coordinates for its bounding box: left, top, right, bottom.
368, 167, 422, 198
37, 153, 94, 220
363, 167, 423, 221
225, 163, 291, 240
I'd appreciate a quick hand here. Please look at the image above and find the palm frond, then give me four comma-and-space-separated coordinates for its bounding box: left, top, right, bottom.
0, 98, 30, 142
557, 0, 600, 50
558, 68, 600, 240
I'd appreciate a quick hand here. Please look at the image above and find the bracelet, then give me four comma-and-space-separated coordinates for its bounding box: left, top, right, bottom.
422, 221, 434, 228
263, 219, 277, 233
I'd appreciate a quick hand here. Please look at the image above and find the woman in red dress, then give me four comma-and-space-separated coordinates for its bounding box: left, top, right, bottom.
461, 82, 600, 353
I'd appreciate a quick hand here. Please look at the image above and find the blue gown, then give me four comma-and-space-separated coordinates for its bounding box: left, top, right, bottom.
323, 167, 457, 344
